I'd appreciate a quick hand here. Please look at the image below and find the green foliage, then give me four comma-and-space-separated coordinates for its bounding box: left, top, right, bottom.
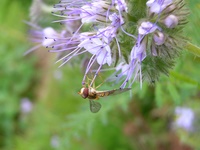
128, 0, 147, 20
185, 42, 200, 57
0, 0, 36, 149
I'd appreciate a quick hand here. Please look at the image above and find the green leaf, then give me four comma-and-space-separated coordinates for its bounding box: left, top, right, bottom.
155, 82, 164, 107
185, 42, 200, 57
167, 83, 181, 105
170, 71, 200, 89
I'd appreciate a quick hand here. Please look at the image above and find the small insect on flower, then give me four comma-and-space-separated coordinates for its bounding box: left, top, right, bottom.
78, 84, 131, 113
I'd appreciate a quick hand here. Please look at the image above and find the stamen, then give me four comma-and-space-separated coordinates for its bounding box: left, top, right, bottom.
56, 47, 81, 64
49, 46, 77, 52
24, 44, 42, 56
58, 47, 82, 67
115, 37, 121, 57
90, 51, 108, 87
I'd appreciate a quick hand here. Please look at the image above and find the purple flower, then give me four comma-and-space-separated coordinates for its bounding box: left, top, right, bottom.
138, 22, 158, 35
115, 0, 128, 12
50, 135, 60, 148
80, 3, 106, 23
120, 36, 147, 88
174, 107, 194, 132
146, 0, 173, 14
42, 27, 58, 47
20, 98, 33, 114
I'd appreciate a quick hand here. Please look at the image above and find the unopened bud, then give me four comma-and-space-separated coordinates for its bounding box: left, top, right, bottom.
153, 31, 165, 45
151, 43, 158, 56
164, 14, 178, 28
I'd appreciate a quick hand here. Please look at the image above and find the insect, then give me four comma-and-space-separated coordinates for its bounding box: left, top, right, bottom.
78, 86, 131, 113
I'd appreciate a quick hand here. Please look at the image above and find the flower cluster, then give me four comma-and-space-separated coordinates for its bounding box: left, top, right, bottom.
28, 0, 189, 88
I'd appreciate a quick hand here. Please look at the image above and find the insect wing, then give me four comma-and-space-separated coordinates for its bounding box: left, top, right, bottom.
89, 100, 101, 113
96, 88, 131, 97
112, 88, 132, 95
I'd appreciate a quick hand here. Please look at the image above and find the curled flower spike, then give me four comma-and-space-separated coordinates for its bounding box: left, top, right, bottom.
28, 0, 189, 89
51, 0, 128, 86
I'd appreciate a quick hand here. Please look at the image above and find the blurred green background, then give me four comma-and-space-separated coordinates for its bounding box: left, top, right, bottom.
0, 0, 200, 150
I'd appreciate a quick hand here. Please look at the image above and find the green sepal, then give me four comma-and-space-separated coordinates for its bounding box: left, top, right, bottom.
142, 56, 174, 84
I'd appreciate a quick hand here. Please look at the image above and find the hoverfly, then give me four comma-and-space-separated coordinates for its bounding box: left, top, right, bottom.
78, 86, 131, 113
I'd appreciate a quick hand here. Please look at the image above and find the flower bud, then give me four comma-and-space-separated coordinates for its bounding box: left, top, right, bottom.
151, 43, 158, 56
163, 14, 178, 28
138, 21, 157, 35
153, 31, 165, 45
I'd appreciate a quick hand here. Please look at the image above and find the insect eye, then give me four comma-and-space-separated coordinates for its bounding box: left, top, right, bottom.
82, 88, 89, 99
